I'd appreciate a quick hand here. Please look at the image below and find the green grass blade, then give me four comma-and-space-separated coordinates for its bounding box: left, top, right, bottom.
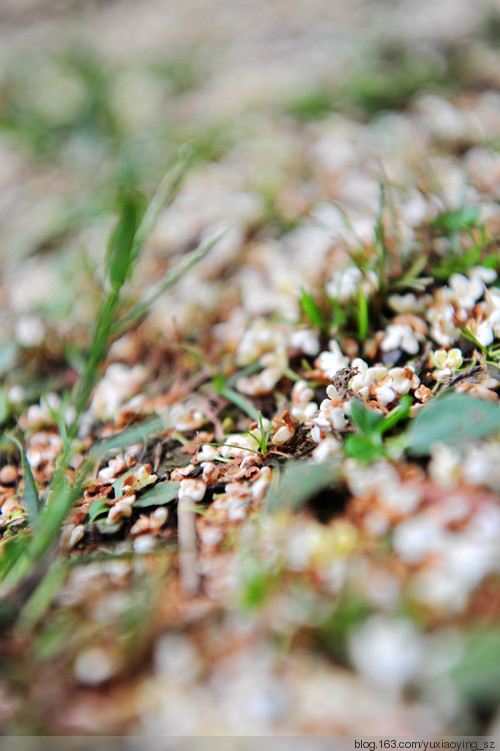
215, 383, 260, 421
112, 232, 222, 337
131, 146, 191, 259
106, 189, 142, 291
6, 434, 40, 524
299, 287, 325, 329
356, 287, 369, 341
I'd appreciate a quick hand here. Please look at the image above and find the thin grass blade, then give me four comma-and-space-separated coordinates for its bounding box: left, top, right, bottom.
112, 232, 222, 337
6, 434, 40, 524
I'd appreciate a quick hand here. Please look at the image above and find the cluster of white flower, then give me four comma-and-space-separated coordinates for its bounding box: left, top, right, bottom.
325, 267, 378, 303
381, 322, 425, 355
290, 380, 318, 422
425, 267, 498, 348
471, 285, 500, 347
315, 340, 349, 379
235, 321, 321, 396
235, 320, 289, 396
430, 439, 500, 492
311, 341, 422, 448
430, 348, 463, 381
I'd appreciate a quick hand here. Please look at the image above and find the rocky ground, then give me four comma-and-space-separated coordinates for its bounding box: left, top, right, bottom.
1, 0, 500, 736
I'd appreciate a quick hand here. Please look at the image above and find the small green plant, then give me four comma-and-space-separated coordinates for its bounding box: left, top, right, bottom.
429, 205, 481, 236
344, 397, 412, 464
246, 411, 273, 454
0, 151, 216, 632
284, 88, 336, 122
299, 287, 328, 332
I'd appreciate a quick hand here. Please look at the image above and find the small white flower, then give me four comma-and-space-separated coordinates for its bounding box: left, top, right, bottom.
348, 616, 424, 693
427, 303, 460, 347
326, 267, 378, 303
389, 366, 420, 394
170, 403, 205, 432
476, 322, 494, 347
315, 340, 349, 379
98, 457, 127, 482
349, 359, 388, 400
236, 320, 288, 366
272, 424, 294, 445
15, 315, 45, 348
449, 272, 485, 310
373, 383, 396, 406
291, 380, 318, 422
388, 293, 421, 314
320, 400, 348, 430
91, 363, 147, 420
107, 497, 135, 524
74, 647, 117, 686
381, 324, 421, 354
202, 462, 219, 484
393, 515, 445, 564
429, 444, 461, 487
292, 380, 315, 406
68, 524, 85, 550
178, 478, 206, 503
236, 350, 287, 396
462, 442, 500, 490
311, 436, 342, 462
470, 266, 497, 284
289, 328, 320, 356
431, 348, 463, 380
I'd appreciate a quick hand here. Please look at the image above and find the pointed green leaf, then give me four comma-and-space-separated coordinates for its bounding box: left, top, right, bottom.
429, 205, 480, 235
6, 434, 40, 524
299, 287, 325, 329
265, 458, 340, 513
87, 498, 110, 523
106, 190, 142, 291
349, 399, 384, 437
451, 629, 500, 707
407, 392, 500, 456
344, 433, 385, 464
134, 480, 180, 508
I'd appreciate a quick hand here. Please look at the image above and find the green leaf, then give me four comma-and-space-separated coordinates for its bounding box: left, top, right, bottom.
216, 383, 260, 421
265, 458, 340, 513
0, 341, 18, 376
112, 471, 135, 500
344, 433, 385, 464
93, 414, 170, 456
356, 287, 369, 341
349, 399, 384, 437
450, 629, 500, 707
106, 190, 142, 291
407, 392, 500, 456
6, 434, 40, 524
112, 231, 221, 338
134, 480, 180, 508
18, 562, 67, 631
0, 534, 30, 580
299, 287, 325, 329
429, 205, 480, 235
0, 387, 10, 425
87, 498, 110, 523
379, 395, 412, 435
